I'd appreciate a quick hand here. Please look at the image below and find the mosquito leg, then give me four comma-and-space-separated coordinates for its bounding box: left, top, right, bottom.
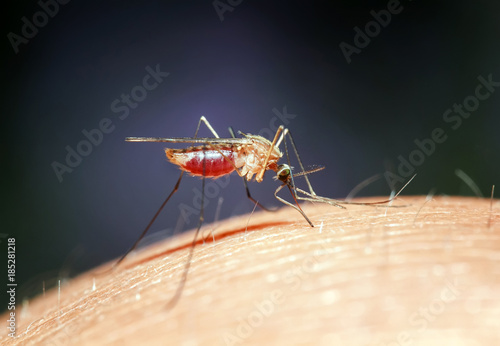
273, 129, 316, 226
167, 119, 229, 308
293, 181, 413, 208
167, 147, 207, 309
284, 128, 316, 196
276, 128, 321, 221
280, 132, 302, 207
202, 196, 223, 244
166, 120, 214, 307
227, 126, 276, 212
274, 183, 314, 227
256, 125, 284, 182
116, 117, 217, 269
294, 189, 346, 209
242, 177, 276, 212
114, 171, 185, 268
195, 116, 220, 138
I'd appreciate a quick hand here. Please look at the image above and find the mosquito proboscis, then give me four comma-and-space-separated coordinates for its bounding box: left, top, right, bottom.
118, 116, 414, 309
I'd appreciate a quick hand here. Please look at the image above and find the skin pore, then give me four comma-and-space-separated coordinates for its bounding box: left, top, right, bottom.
2, 196, 499, 345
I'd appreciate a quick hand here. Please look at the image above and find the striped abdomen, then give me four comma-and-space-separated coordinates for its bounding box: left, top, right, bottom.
166, 146, 239, 178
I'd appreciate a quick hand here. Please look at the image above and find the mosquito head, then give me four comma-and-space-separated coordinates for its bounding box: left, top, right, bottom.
276, 164, 291, 183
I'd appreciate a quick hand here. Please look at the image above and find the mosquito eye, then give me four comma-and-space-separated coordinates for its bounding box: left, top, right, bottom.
276, 164, 290, 179
279, 168, 290, 177
277, 166, 290, 182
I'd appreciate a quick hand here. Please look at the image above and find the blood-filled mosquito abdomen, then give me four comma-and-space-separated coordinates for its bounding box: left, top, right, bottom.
166, 147, 236, 178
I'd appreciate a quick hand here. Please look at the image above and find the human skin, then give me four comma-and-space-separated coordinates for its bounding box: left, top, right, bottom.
2, 196, 500, 345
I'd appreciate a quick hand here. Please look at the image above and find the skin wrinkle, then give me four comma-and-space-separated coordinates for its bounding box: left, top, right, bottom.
1, 196, 500, 345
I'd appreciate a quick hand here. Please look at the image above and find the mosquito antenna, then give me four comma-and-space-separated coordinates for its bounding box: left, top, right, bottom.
167, 147, 206, 310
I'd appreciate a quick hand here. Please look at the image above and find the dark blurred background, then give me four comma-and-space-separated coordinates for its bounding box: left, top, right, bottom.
2, 1, 499, 306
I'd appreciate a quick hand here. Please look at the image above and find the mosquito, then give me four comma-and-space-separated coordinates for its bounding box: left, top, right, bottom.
118, 116, 413, 309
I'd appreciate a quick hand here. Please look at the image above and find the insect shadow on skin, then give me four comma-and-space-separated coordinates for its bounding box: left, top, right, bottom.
115, 116, 414, 309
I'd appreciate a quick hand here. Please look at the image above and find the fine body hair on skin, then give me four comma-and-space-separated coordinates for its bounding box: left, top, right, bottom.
2, 196, 499, 345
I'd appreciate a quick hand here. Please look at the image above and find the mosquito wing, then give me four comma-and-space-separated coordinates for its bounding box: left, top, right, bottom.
125, 137, 253, 145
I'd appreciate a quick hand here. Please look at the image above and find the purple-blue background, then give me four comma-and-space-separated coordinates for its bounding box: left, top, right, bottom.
3, 1, 500, 303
